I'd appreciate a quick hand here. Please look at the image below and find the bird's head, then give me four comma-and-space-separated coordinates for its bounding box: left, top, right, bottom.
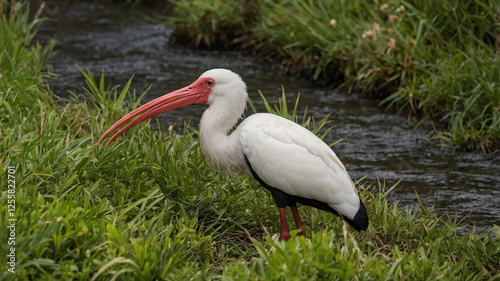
97, 68, 247, 146
200, 69, 247, 106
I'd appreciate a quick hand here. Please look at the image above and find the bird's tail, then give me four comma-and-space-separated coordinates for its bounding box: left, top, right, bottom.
344, 198, 369, 231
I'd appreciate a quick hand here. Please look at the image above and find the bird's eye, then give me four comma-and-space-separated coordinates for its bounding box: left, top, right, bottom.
207, 80, 214, 86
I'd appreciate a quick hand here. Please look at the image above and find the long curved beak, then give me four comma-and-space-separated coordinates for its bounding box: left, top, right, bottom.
97, 82, 209, 146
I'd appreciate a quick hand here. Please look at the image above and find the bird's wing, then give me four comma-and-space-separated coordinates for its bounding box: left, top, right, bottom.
239, 113, 360, 219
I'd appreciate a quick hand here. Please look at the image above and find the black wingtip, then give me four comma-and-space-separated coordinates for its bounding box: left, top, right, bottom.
346, 199, 369, 232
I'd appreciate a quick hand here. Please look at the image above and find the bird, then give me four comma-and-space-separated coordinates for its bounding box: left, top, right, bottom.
98, 69, 369, 241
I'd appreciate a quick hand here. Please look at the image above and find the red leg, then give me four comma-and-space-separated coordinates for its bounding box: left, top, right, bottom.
290, 206, 304, 236
278, 208, 291, 241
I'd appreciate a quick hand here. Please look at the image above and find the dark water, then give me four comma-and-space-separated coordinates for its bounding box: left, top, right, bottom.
34, 1, 500, 232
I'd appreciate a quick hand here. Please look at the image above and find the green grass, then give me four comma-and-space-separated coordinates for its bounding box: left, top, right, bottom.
167, 0, 500, 152
1, 1, 500, 280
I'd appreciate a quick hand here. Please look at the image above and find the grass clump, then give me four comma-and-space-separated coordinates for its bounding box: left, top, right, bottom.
165, 0, 259, 48
1, 1, 500, 279
167, 0, 500, 151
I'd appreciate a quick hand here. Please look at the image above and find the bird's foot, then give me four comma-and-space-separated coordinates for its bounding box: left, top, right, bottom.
279, 233, 291, 242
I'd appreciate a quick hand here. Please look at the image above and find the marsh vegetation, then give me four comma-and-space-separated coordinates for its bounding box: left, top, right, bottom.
1, 1, 499, 280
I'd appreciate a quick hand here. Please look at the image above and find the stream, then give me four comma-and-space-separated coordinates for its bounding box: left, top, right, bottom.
34, 1, 500, 233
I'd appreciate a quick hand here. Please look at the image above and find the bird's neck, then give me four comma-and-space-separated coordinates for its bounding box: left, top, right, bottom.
199, 102, 245, 174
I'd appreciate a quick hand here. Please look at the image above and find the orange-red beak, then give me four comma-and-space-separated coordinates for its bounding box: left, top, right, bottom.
97, 78, 213, 146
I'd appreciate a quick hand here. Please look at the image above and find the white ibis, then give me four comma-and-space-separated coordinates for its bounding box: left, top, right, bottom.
98, 69, 369, 241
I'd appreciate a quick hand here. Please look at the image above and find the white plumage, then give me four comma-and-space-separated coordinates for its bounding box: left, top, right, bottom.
238, 113, 360, 220
99, 68, 369, 241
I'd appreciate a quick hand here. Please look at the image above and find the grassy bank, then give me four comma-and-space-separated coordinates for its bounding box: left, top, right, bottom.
168, 0, 500, 152
1, 1, 500, 280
